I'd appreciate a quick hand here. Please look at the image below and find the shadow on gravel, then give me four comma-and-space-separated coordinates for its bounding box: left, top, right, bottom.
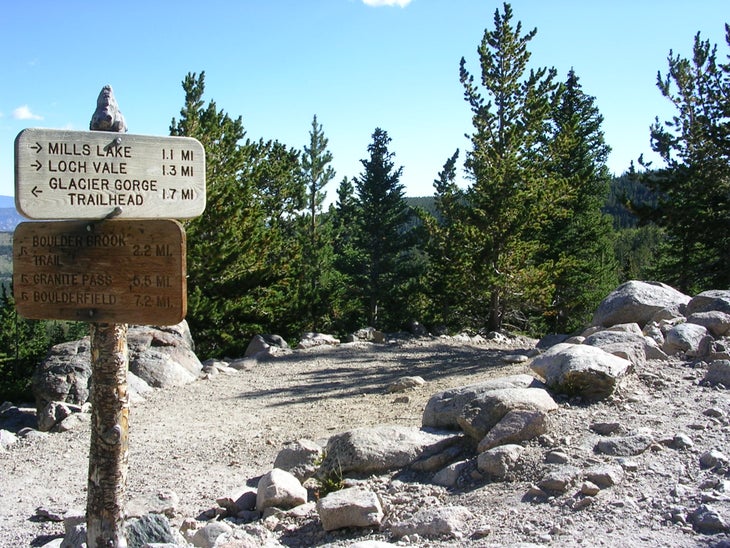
236, 341, 533, 407
277, 519, 383, 547
30, 534, 62, 547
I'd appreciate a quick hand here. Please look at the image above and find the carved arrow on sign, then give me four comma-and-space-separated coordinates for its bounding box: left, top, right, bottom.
31, 160, 42, 171
31, 186, 42, 197
31, 142, 43, 153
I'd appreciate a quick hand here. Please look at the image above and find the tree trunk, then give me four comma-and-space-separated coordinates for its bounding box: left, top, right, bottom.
488, 290, 502, 332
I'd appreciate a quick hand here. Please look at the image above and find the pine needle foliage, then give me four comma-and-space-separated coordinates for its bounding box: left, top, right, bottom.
637, 25, 730, 293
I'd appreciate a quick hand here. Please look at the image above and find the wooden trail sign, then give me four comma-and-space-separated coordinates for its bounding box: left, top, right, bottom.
15, 128, 206, 220
13, 219, 186, 324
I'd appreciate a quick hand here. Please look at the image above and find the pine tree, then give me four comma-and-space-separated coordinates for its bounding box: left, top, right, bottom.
331, 177, 358, 259
299, 115, 337, 331
422, 150, 472, 330
170, 72, 305, 356
456, 2, 559, 331
539, 69, 618, 333
328, 177, 362, 333
639, 25, 730, 292
349, 128, 423, 329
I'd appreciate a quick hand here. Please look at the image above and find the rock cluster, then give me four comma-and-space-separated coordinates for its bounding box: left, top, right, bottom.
2, 281, 729, 547
180, 282, 729, 546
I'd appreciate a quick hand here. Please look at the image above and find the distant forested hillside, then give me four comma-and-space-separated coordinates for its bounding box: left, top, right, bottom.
406, 174, 655, 230
404, 196, 438, 217
604, 174, 657, 229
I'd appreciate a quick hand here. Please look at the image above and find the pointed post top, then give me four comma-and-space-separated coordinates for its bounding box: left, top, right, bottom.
90, 85, 127, 133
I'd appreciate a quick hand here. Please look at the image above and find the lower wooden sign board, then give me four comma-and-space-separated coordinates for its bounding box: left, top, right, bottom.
13, 219, 186, 325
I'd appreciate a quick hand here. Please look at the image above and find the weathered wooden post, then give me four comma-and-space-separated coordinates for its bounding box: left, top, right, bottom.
87, 85, 130, 548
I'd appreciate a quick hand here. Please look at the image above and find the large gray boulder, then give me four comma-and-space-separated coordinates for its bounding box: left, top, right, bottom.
476, 408, 550, 452
124, 322, 202, 388
255, 469, 307, 512
32, 338, 92, 414
244, 334, 291, 359
591, 281, 690, 328
687, 290, 730, 315
531, 343, 632, 401
456, 387, 557, 441
32, 322, 201, 413
476, 444, 525, 479
687, 311, 730, 338
317, 426, 461, 477
663, 323, 712, 357
129, 350, 197, 388
125, 514, 176, 548
583, 329, 651, 367
316, 487, 383, 531
422, 374, 542, 429
273, 439, 323, 482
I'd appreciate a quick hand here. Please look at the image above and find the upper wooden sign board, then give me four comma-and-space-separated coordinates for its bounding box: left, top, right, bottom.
15, 128, 206, 220
13, 219, 187, 324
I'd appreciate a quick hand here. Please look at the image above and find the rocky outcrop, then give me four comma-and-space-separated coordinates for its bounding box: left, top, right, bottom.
31, 322, 201, 415
422, 374, 542, 429
591, 280, 690, 328
530, 343, 632, 401
317, 426, 462, 477
244, 334, 291, 359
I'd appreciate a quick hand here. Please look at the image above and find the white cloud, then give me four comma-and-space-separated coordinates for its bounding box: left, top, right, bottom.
362, 0, 412, 7
12, 105, 43, 120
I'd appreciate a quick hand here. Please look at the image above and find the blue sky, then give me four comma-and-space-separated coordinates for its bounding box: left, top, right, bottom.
1, 0, 728, 201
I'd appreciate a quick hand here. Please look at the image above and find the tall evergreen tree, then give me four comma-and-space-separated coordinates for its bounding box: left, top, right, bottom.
455, 2, 559, 331
422, 150, 472, 330
328, 177, 362, 333
349, 128, 422, 329
638, 25, 730, 292
299, 115, 337, 331
331, 176, 358, 258
539, 69, 619, 333
170, 72, 305, 356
